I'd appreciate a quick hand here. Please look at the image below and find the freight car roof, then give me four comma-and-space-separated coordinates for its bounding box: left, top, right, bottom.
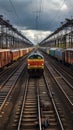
50, 48, 57, 50
10, 49, 20, 52
65, 48, 73, 51
56, 48, 64, 51
0, 49, 10, 52
19, 48, 27, 50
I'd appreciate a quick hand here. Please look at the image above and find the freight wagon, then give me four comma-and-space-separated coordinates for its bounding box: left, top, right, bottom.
0, 47, 34, 69
49, 48, 57, 57
10, 49, 20, 61
0, 49, 11, 68
40, 47, 73, 66
64, 48, 73, 65
55, 48, 64, 61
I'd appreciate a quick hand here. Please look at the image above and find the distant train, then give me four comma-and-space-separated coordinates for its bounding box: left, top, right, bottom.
41, 47, 73, 66
0, 47, 33, 69
27, 52, 44, 76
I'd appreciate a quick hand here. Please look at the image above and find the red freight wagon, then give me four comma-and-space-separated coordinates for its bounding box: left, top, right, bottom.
23, 48, 29, 55
0, 49, 5, 68
0, 49, 11, 68
65, 48, 73, 65
19, 49, 24, 57
19, 48, 29, 58
10, 49, 20, 61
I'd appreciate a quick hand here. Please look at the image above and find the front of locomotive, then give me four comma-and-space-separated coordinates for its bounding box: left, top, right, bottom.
27, 52, 44, 76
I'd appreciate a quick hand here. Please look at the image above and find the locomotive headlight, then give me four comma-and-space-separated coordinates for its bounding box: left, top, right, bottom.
42, 63, 44, 65
28, 63, 30, 65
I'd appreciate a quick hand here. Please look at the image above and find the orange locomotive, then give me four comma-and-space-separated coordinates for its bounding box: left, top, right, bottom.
27, 52, 44, 76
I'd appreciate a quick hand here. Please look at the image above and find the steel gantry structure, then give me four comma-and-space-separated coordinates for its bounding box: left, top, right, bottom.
39, 18, 73, 48
0, 15, 33, 49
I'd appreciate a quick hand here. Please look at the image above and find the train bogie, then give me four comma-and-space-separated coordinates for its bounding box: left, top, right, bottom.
28, 69, 44, 77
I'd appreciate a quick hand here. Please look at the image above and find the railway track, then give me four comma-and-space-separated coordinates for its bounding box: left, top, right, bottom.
0, 61, 20, 79
40, 51, 73, 110
0, 55, 28, 89
5, 72, 72, 130
0, 61, 26, 112
45, 62, 73, 109
0, 62, 24, 91
41, 51, 73, 86
38, 73, 69, 130
46, 61, 73, 120
0, 53, 31, 112
10, 78, 40, 130
47, 56, 73, 86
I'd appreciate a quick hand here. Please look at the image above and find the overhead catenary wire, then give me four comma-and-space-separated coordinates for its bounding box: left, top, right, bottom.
8, 0, 22, 25
39, 0, 67, 43
64, 0, 73, 18
39, 0, 66, 42
47, 0, 66, 29
7, 0, 67, 44
7, 0, 32, 43
34, 0, 43, 43
37, 0, 66, 29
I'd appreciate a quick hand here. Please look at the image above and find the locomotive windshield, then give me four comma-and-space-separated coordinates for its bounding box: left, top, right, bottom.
29, 54, 43, 59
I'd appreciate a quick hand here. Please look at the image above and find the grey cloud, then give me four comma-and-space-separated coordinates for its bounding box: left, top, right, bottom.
0, 0, 73, 32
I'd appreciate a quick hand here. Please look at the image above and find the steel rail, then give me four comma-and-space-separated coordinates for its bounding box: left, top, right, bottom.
51, 63, 73, 90
37, 81, 42, 130
53, 62, 73, 79
0, 55, 27, 91
45, 63, 73, 107
43, 72, 65, 130
0, 63, 26, 112
17, 77, 28, 130
0, 64, 22, 91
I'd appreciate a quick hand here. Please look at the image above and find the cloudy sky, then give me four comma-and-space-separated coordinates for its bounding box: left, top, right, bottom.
0, 0, 73, 44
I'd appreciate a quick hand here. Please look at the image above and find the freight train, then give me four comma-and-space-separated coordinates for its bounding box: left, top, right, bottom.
0, 47, 33, 69
41, 47, 73, 66
27, 52, 44, 77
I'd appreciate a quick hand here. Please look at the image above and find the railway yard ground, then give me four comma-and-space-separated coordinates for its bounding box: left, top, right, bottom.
0, 50, 73, 130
